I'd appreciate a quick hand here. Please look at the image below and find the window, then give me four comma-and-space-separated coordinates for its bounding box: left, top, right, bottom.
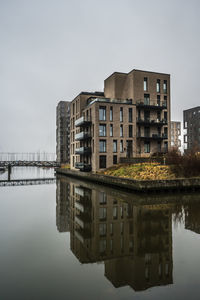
164, 96, 167, 107
113, 155, 117, 164
99, 239, 106, 253
113, 140, 117, 153
157, 95, 160, 106
99, 124, 106, 136
144, 94, 150, 105
144, 77, 148, 91
99, 140, 106, 152
164, 141, 168, 152
110, 223, 113, 235
164, 111, 168, 122
163, 80, 167, 93
120, 124, 123, 137
129, 125, 133, 137
110, 124, 113, 137
99, 106, 106, 121
99, 207, 107, 220
164, 127, 168, 137
156, 79, 160, 93
99, 223, 107, 236
129, 108, 133, 122
113, 207, 118, 219
99, 192, 107, 204
120, 107, 123, 122
99, 155, 106, 168
110, 107, 113, 121
144, 141, 150, 153
120, 140, 123, 153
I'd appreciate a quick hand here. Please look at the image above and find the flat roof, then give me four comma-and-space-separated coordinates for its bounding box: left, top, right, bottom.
104, 69, 170, 81
183, 106, 200, 112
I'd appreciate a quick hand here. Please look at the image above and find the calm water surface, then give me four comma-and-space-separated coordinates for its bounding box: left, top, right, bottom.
0, 168, 200, 300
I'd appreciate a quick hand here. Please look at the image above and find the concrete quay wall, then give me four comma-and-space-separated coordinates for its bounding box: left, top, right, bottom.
56, 169, 200, 193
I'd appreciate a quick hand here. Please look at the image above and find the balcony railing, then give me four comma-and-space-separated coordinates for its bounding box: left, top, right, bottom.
137, 118, 167, 125
137, 133, 168, 139
75, 132, 91, 141
136, 100, 167, 109
75, 116, 91, 127
75, 162, 92, 171
75, 147, 91, 155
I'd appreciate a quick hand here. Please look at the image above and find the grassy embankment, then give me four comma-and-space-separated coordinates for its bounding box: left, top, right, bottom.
101, 162, 176, 180
101, 149, 200, 180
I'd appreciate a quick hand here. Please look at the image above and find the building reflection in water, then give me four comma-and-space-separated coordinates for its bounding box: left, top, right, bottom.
185, 203, 200, 234
56, 176, 173, 291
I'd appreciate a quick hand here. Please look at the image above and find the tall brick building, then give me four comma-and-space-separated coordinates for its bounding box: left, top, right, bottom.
184, 106, 200, 152
70, 69, 171, 172
56, 101, 70, 163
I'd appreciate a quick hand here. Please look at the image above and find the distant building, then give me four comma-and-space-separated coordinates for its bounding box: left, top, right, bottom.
70, 69, 171, 172
184, 106, 200, 151
56, 101, 70, 163
170, 121, 181, 150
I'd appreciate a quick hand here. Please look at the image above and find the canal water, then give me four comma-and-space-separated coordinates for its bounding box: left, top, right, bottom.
0, 167, 200, 300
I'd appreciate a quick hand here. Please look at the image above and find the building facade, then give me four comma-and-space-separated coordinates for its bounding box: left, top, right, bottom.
170, 121, 181, 150
184, 106, 200, 152
70, 69, 171, 172
56, 101, 70, 163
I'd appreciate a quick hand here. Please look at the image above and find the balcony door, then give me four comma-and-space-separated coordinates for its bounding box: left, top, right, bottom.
126, 140, 133, 158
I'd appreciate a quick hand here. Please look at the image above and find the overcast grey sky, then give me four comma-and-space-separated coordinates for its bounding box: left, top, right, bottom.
0, 0, 199, 153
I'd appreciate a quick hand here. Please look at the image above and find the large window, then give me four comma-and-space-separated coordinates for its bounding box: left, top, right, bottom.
110, 124, 113, 137
99, 207, 107, 220
99, 192, 107, 204
110, 107, 113, 121
99, 155, 106, 168
156, 79, 160, 93
129, 125, 133, 137
113, 155, 117, 164
120, 124, 123, 137
99, 140, 106, 152
120, 107, 123, 122
144, 141, 150, 153
99, 239, 106, 253
163, 80, 167, 93
129, 108, 132, 122
120, 140, 123, 153
144, 77, 148, 91
99, 223, 107, 236
113, 140, 117, 153
99, 124, 106, 136
144, 94, 150, 105
99, 106, 106, 121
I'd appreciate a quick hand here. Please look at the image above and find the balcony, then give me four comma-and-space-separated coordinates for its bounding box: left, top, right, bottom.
75, 116, 91, 127
75, 229, 91, 243
137, 118, 167, 126
75, 132, 91, 141
136, 100, 167, 110
75, 162, 92, 172
75, 147, 91, 155
75, 201, 84, 213
137, 133, 168, 140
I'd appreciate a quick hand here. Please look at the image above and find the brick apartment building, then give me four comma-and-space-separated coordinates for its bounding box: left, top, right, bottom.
184, 106, 200, 152
170, 121, 181, 150
69, 69, 171, 172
